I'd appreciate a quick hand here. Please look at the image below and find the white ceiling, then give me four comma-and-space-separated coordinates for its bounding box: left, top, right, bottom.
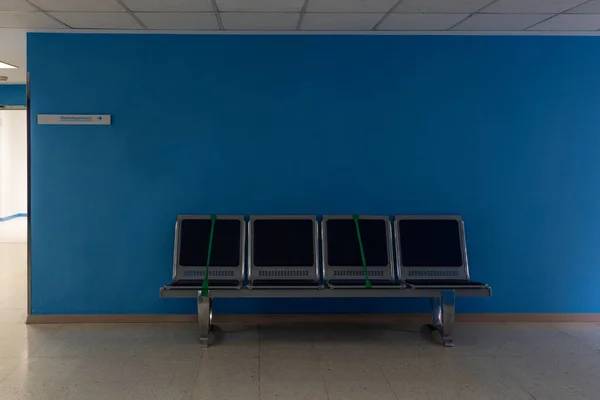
0, 0, 599, 32
0, 29, 26, 84
2, 0, 600, 84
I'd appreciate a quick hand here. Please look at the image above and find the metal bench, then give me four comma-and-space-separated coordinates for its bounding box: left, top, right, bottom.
160, 214, 491, 348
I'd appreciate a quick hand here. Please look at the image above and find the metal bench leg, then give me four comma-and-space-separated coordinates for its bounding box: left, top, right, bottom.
429, 289, 456, 347
197, 291, 212, 348
430, 296, 443, 330
441, 289, 455, 347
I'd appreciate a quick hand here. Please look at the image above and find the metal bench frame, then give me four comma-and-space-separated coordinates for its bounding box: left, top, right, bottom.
160, 284, 491, 348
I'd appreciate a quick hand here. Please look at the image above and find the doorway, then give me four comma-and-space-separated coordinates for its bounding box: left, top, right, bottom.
0, 108, 27, 318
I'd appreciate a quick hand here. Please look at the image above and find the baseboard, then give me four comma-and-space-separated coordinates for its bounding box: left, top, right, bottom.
26, 313, 600, 324
26, 314, 197, 324
456, 314, 600, 323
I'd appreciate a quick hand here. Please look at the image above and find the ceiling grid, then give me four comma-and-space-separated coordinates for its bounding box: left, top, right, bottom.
0, 0, 597, 31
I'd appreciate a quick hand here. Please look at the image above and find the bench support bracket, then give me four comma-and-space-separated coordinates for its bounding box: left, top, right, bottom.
430, 289, 455, 347
197, 291, 212, 348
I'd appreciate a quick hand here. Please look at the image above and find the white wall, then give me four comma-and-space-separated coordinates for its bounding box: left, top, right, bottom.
0, 110, 27, 218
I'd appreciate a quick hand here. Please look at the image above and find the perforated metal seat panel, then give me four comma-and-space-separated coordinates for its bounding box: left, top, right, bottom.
169, 280, 241, 287
250, 279, 321, 287
327, 279, 398, 286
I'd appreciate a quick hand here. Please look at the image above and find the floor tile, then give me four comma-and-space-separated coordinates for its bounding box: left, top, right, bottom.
504, 353, 600, 400
260, 324, 317, 358
69, 357, 162, 382
63, 381, 132, 400
30, 326, 204, 359
0, 219, 27, 243
127, 378, 195, 400
435, 322, 594, 358
319, 356, 397, 400
137, 357, 202, 384
30, 336, 137, 358
382, 355, 534, 400
554, 322, 600, 352
0, 336, 46, 358
261, 356, 328, 400
0, 358, 22, 383
203, 324, 259, 358
313, 324, 428, 360
56, 322, 199, 341
67, 356, 201, 384
129, 337, 206, 358
6, 357, 84, 381
0, 379, 71, 400
0, 323, 61, 340
193, 356, 259, 400
0, 310, 27, 323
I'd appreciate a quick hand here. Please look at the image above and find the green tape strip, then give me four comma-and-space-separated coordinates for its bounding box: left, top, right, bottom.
352, 215, 372, 289
200, 214, 217, 297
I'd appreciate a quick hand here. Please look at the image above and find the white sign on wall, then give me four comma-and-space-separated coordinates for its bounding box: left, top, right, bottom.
37, 114, 111, 125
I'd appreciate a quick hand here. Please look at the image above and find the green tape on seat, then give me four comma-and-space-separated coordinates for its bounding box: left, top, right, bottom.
353, 215, 372, 289
200, 214, 217, 297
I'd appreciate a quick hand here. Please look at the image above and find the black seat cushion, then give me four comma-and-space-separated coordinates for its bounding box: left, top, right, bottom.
169, 280, 240, 287
405, 279, 486, 286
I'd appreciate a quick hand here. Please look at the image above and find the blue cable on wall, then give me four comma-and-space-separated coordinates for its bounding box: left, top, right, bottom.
0, 213, 27, 222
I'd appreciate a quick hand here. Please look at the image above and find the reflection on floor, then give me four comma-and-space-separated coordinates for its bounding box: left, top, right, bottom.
0, 217, 27, 243
1, 243, 600, 399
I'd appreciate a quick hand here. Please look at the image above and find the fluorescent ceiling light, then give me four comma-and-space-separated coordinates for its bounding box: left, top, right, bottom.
0, 61, 18, 69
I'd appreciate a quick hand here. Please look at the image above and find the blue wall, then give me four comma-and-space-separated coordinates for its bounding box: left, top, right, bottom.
29, 33, 600, 315
0, 84, 26, 106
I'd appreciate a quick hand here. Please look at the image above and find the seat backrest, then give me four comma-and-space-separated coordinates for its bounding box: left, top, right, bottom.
173, 215, 246, 284
394, 215, 470, 281
248, 215, 319, 283
322, 215, 395, 283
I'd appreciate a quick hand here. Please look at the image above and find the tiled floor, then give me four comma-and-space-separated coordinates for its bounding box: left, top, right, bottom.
0, 218, 27, 243
1, 243, 600, 399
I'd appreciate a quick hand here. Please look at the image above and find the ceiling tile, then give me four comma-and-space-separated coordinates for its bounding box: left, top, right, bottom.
0, 0, 37, 11
221, 12, 299, 30
136, 12, 218, 29
481, 0, 587, 14
28, 0, 125, 12
567, 0, 600, 13
377, 13, 468, 30
0, 11, 64, 27
121, 0, 213, 12
307, 0, 398, 13
394, 0, 493, 13
50, 12, 142, 28
528, 14, 600, 30
216, 0, 305, 12
453, 13, 551, 30
0, 29, 25, 83
301, 12, 383, 30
